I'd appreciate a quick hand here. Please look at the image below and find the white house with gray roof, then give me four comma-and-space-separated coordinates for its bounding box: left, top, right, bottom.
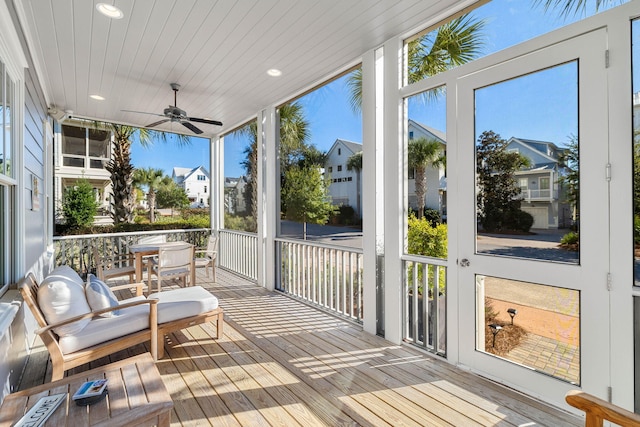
172, 166, 210, 208
506, 137, 571, 229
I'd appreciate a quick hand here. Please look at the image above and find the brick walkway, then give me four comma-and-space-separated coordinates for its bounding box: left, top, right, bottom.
505, 333, 580, 384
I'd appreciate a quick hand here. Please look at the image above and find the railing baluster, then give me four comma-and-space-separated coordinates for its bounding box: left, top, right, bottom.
401, 255, 447, 357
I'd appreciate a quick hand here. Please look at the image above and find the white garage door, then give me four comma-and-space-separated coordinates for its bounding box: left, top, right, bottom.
522, 207, 549, 229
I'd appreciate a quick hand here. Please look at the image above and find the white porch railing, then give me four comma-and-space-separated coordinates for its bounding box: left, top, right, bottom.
402, 254, 447, 356
218, 230, 258, 281
518, 188, 558, 201
53, 229, 211, 275
275, 238, 363, 323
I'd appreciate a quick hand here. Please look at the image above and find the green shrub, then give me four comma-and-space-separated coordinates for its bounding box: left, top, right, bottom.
61, 179, 97, 228
224, 213, 256, 232
561, 231, 579, 246
407, 215, 447, 259
507, 209, 534, 232
635, 215, 640, 246
408, 207, 442, 226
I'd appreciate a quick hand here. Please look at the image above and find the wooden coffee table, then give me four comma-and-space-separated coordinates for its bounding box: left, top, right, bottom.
0, 353, 172, 426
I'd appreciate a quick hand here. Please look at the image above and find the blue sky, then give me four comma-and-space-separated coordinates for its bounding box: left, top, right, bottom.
132, 0, 623, 178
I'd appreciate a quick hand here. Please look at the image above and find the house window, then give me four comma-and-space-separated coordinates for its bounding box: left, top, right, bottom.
337, 165, 342, 171
197, 175, 206, 181
519, 178, 528, 189
0, 59, 17, 296
204, 185, 207, 193
539, 177, 550, 189
328, 166, 333, 173
338, 148, 341, 155
61, 125, 110, 169
409, 131, 414, 140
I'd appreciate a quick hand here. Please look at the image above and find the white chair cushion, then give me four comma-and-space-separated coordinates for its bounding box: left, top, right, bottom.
58, 296, 149, 354
148, 286, 219, 324
38, 265, 91, 337
85, 274, 119, 317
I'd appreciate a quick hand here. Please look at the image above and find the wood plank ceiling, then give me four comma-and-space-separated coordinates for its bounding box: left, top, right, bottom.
15, 0, 469, 136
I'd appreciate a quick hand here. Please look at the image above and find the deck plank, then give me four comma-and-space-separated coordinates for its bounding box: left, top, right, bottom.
15, 269, 582, 427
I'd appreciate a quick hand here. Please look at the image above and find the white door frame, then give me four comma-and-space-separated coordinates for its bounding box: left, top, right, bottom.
456, 28, 610, 407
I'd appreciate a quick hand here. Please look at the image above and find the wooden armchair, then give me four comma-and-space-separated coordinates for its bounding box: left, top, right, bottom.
147, 243, 195, 292
92, 246, 136, 282
194, 233, 218, 280
19, 266, 223, 381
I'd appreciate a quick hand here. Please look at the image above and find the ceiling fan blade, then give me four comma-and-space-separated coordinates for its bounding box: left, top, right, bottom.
187, 117, 223, 127
146, 119, 170, 128
121, 109, 164, 117
181, 121, 203, 134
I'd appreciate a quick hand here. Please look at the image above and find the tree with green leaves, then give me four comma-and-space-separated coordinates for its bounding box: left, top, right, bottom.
476, 130, 532, 232
408, 138, 444, 219
132, 167, 165, 223
282, 166, 336, 239
106, 124, 189, 225
62, 178, 97, 228
348, 14, 485, 112
557, 136, 579, 224
237, 102, 311, 232
533, 0, 620, 17
156, 177, 190, 215
346, 151, 363, 216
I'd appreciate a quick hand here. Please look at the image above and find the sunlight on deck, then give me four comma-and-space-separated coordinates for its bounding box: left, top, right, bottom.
18, 268, 581, 426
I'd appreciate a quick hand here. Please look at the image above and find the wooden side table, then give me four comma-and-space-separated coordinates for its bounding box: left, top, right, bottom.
0, 353, 172, 426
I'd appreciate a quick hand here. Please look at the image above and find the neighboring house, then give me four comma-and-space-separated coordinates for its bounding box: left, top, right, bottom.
324, 120, 448, 220
506, 137, 571, 229
324, 139, 362, 217
224, 176, 248, 214
173, 166, 210, 208
407, 119, 447, 217
54, 122, 113, 225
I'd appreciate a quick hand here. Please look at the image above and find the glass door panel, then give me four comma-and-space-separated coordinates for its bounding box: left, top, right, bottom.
457, 29, 610, 404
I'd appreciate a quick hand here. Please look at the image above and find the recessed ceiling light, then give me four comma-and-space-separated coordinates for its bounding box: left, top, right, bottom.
96, 3, 124, 19
90, 94, 105, 101
267, 69, 282, 77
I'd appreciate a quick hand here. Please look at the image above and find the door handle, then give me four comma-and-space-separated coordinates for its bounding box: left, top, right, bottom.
459, 258, 470, 267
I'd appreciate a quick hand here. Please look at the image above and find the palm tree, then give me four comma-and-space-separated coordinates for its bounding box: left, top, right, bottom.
346, 151, 363, 217
106, 124, 189, 224
238, 102, 310, 229
408, 137, 444, 219
133, 167, 165, 223
347, 14, 485, 112
533, 0, 620, 17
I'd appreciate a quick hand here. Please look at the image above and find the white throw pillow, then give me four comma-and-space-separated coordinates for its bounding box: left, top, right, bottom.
85, 274, 120, 317
38, 265, 92, 336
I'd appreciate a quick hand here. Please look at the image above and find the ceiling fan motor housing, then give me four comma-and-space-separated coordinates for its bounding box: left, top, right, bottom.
164, 106, 187, 120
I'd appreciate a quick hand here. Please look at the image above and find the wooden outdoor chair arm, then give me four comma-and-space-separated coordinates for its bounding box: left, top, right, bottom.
565, 390, 640, 427
35, 298, 158, 335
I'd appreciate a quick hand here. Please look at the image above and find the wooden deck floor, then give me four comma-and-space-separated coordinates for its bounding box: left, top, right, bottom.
19, 269, 582, 426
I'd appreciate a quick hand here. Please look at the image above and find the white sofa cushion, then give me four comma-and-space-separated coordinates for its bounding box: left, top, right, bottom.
148, 286, 219, 324
38, 265, 91, 337
58, 296, 149, 354
85, 274, 119, 316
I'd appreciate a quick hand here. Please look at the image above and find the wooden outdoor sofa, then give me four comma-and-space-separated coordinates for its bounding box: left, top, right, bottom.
19, 265, 223, 381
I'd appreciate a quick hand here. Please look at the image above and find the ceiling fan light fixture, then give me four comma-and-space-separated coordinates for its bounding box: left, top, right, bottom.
90, 94, 105, 101
96, 3, 124, 19
267, 68, 282, 77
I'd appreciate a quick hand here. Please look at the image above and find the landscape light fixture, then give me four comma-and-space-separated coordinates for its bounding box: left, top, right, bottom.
489, 323, 503, 348
507, 308, 517, 325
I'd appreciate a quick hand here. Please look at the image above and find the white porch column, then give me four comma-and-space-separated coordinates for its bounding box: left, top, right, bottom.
362, 48, 384, 335
210, 135, 223, 231
258, 107, 277, 290
383, 36, 404, 344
